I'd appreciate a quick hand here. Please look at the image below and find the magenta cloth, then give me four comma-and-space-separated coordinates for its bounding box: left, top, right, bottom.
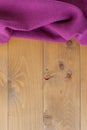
0, 0, 87, 45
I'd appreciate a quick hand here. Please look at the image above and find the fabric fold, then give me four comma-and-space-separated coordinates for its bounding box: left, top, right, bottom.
0, 0, 87, 45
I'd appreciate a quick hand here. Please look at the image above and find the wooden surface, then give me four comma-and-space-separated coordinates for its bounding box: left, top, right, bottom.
0, 37, 86, 130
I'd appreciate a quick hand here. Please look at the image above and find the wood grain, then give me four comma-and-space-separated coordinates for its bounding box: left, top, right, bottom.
8, 38, 44, 130
0, 43, 8, 130
80, 44, 87, 130
43, 39, 81, 130
0, 37, 87, 130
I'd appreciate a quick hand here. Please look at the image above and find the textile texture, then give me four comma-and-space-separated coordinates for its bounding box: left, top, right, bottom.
0, 0, 87, 45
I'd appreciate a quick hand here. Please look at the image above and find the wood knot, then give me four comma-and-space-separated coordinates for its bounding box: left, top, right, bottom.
59, 62, 64, 70
66, 40, 73, 48
65, 71, 72, 79
44, 72, 51, 80
43, 113, 53, 126
44, 68, 55, 80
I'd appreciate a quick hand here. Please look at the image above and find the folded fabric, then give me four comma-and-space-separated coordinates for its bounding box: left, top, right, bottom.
0, 0, 87, 45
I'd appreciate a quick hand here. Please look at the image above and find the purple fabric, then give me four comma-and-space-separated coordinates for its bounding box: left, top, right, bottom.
0, 0, 87, 45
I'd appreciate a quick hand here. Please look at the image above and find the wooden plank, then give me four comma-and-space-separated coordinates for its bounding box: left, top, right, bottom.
0, 43, 8, 130
43, 39, 81, 130
80, 44, 87, 130
8, 38, 44, 130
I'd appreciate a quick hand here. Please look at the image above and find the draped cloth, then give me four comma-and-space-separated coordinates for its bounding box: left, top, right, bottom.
0, 0, 87, 45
